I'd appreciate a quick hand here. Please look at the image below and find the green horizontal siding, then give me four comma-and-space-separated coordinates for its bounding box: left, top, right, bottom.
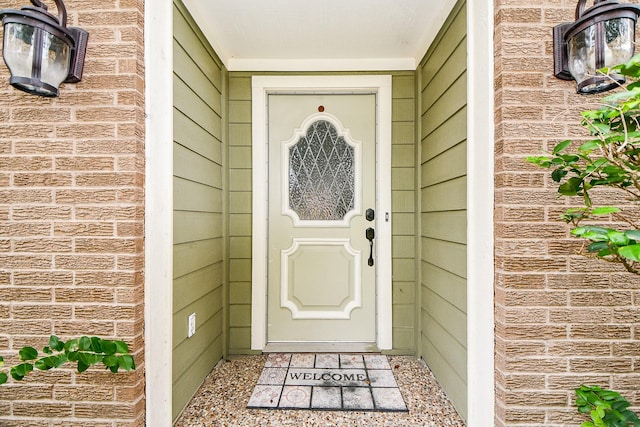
390, 72, 417, 354
417, 0, 468, 421
227, 74, 253, 354
172, 0, 227, 420
226, 71, 417, 354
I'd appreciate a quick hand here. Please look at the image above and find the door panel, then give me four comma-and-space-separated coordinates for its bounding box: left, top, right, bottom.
267, 94, 376, 345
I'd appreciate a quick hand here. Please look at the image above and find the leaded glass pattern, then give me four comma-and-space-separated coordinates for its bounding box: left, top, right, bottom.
289, 120, 355, 221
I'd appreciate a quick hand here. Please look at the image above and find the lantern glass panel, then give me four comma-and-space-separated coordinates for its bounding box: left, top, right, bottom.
41, 30, 71, 87
2, 22, 70, 96
568, 17, 635, 93
2, 23, 35, 79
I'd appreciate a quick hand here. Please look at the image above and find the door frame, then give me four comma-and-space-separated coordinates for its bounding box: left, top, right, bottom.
251, 75, 392, 351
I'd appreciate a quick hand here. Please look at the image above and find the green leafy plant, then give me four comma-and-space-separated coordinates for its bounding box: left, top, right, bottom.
527, 55, 640, 274
576, 385, 640, 427
0, 335, 135, 385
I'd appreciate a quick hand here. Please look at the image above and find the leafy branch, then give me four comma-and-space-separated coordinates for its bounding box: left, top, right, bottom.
527, 54, 640, 274
576, 385, 640, 427
0, 335, 135, 385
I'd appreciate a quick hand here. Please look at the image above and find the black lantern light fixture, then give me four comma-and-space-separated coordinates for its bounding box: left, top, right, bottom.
554, 0, 640, 94
0, 0, 88, 97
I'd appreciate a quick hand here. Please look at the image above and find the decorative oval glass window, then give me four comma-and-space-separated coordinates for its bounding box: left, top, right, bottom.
288, 120, 355, 221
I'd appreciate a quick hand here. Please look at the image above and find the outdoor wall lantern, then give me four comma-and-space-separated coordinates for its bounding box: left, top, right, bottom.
554, 0, 640, 94
0, 0, 88, 97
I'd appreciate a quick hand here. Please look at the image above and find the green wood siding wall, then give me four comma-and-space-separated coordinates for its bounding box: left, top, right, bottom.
391, 72, 418, 354
173, 0, 227, 419
417, 0, 468, 420
227, 74, 253, 353
227, 72, 417, 354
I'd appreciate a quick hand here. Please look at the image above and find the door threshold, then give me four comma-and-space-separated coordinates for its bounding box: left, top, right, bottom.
264, 342, 380, 353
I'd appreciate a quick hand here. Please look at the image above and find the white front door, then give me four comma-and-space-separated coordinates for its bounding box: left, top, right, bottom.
266, 93, 377, 350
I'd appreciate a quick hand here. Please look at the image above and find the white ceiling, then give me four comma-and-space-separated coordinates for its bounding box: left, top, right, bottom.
181, 0, 458, 71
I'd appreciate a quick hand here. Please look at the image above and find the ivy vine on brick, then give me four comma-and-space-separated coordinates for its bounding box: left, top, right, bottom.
0, 335, 135, 385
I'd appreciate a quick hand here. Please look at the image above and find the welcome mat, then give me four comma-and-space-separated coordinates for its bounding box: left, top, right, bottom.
247, 353, 408, 412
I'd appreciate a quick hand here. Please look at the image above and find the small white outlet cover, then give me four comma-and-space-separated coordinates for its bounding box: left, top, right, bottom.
188, 313, 196, 337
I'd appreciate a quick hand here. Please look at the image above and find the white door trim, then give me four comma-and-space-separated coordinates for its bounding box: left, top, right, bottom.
251, 75, 392, 351
144, 0, 173, 426
467, 0, 495, 424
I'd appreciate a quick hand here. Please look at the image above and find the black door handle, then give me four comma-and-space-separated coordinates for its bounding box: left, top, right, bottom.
365, 227, 375, 266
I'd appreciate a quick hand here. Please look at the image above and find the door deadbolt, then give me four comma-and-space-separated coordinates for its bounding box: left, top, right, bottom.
366, 208, 375, 222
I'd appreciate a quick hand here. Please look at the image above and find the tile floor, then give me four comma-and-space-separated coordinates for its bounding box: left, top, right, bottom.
175, 354, 466, 426
247, 353, 408, 411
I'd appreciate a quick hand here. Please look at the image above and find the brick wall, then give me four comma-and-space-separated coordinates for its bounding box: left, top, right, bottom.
0, 0, 145, 425
495, 1, 640, 425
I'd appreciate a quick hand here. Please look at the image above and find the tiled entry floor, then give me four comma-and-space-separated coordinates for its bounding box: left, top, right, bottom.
174, 354, 466, 427
247, 353, 408, 412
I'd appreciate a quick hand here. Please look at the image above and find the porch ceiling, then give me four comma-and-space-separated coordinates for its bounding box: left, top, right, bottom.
181, 0, 458, 71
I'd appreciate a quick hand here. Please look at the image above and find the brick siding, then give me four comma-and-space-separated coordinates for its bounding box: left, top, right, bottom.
495, 1, 640, 425
0, 0, 145, 426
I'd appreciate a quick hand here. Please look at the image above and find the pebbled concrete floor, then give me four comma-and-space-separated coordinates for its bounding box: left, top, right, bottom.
174, 354, 466, 427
